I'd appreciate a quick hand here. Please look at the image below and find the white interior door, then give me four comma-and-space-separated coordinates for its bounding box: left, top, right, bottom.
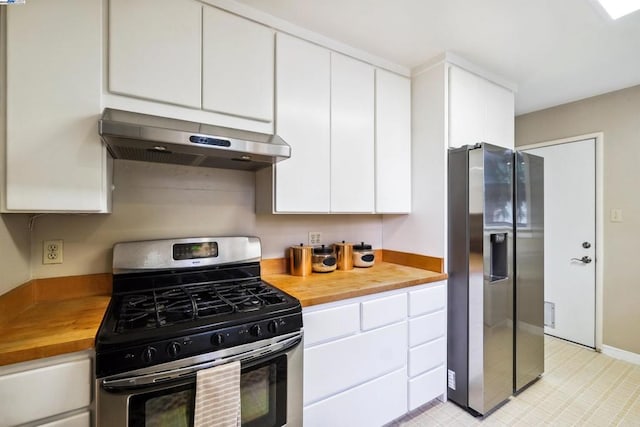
525, 138, 596, 348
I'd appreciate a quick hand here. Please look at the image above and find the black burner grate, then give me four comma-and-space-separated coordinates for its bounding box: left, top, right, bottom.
114, 279, 288, 333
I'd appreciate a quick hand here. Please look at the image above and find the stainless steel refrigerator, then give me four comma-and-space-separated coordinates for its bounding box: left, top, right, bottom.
447, 143, 544, 416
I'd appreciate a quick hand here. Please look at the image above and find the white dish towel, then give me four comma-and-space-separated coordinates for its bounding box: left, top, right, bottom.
193, 361, 241, 427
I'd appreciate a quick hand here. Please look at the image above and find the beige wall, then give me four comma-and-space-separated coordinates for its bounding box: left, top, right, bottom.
515, 84, 640, 355
0, 214, 30, 295
28, 159, 383, 279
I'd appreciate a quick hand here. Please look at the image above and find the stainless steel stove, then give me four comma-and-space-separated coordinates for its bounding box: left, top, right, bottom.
95, 237, 303, 427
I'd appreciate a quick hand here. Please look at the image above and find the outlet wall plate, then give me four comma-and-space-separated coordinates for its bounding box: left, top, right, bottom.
43, 239, 64, 264
308, 232, 322, 246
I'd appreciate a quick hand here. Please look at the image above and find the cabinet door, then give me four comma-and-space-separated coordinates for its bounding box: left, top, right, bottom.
448, 65, 484, 148
304, 368, 407, 427
483, 80, 515, 149
109, 0, 201, 108
274, 34, 330, 213
375, 70, 411, 213
5, 0, 107, 212
202, 7, 274, 122
330, 53, 375, 213
0, 358, 91, 426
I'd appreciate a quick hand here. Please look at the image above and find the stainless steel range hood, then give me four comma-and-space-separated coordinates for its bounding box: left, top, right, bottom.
98, 108, 290, 171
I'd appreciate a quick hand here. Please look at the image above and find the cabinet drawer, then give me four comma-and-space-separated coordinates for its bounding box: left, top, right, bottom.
303, 303, 360, 347
408, 366, 446, 411
304, 322, 407, 405
39, 412, 90, 427
409, 310, 446, 347
0, 358, 91, 426
361, 293, 407, 331
409, 337, 446, 378
409, 283, 446, 316
304, 368, 407, 427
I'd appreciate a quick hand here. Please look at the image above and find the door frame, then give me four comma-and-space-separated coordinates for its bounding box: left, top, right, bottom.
518, 132, 604, 351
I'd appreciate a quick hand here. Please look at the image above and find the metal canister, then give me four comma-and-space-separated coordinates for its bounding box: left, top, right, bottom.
333, 241, 354, 270
289, 244, 313, 276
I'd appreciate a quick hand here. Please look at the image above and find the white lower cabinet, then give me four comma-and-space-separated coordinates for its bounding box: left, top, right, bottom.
302, 280, 447, 425
0, 352, 92, 427
304, 368, 408, 427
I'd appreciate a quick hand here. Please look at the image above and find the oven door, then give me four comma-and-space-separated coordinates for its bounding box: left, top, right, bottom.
97, 332, 303, 427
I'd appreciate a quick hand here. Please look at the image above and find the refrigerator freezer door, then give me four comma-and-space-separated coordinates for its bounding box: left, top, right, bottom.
514, 151, 545, 391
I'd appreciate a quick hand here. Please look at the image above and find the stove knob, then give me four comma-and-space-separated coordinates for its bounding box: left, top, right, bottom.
141, 346, 157, 364
211, 333, 225, 347
167, 342, 181, 358
268, 320, 279, 334
250, 324, 263, 337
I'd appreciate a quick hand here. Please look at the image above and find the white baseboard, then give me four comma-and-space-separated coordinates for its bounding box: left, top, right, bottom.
602, 345, 640, 365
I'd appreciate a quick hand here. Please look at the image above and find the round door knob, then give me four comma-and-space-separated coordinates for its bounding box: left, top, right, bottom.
250, 324, 263, 337
141, 346, 157, 364
167, 342, 181, 358
211, 333, 225, 346
268, 320, 279, 334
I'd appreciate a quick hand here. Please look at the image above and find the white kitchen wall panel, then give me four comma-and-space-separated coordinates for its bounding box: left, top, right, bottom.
303, 303, 360, 347
304, 321, 407, 405
0, 354, 91, 426
361, 292, 407, 331
272, 33, 331, 213
4, 0, 110, 212
375, 69, 412, 213
303, 368, 408, 427
330, 53, 375, 213
109, 0, 202, 108
202, 7, 274, 122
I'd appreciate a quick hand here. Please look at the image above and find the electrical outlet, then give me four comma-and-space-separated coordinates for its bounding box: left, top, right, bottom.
308, 232, 322, 246
43, 240, 63, 264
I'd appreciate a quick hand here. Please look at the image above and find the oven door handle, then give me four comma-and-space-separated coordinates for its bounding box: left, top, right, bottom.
102, 333, 301, 390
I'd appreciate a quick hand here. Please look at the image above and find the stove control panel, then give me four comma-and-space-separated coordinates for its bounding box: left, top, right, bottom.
96, 312, 303, 378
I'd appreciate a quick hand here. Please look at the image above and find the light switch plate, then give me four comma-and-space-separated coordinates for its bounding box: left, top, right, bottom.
610, 208, 623, 222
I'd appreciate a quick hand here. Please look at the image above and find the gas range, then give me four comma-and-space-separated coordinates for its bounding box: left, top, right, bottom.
94, 237, 302, 378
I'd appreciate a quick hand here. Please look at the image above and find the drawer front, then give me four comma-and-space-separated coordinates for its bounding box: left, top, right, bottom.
39, 411, 91, 427
409, 337, 446, 378
304, 368, 407, 427
304, 322, 407, 405
409, 283, 446, 317
0, 358, 91, 427
408, 366, 446, 411
361, 293, 407, 331
409, 310, 446, 347
303, 303, 360, 347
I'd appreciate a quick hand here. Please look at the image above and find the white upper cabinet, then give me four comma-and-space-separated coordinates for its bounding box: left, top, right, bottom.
109, 0, 202, 108
330, 53, 375, 213
202, 7, 274, 122
4, 0, 110, 213
376, 70, 412, 213
448, 65, 514, 149
273, 34, 331, 213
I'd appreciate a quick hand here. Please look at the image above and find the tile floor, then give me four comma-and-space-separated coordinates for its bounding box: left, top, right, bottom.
390, 336, 640, 426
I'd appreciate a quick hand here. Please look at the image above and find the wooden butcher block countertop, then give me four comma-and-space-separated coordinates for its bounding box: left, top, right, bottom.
263, 250, 447, 307
0, 274, 111, 366
0, 251, 446, 366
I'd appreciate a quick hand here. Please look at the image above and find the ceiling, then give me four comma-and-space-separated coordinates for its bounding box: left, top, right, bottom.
234, 0, 640, 115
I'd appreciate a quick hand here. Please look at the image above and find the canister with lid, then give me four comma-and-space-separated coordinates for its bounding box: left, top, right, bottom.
333, 241, 353, 270
289, 244, 313, 276
353, 242, 375, 267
